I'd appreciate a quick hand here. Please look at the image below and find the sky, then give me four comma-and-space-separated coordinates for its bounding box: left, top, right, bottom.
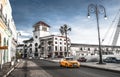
9, 0, 120, 45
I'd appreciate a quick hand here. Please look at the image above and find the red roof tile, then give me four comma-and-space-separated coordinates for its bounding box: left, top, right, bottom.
33, 21, 50, 27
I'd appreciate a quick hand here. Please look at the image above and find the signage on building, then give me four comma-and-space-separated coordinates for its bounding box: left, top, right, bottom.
0, 46, 8, 50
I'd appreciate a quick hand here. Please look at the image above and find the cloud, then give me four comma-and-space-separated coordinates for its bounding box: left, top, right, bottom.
18, 30, 32, 36
11, 0, 120, 46
17, 30, 32, 43
50, 13, 120, 45
17, 12, 120, 46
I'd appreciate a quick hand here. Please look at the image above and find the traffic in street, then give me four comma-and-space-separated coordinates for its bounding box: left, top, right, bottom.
8, 59, 120, 77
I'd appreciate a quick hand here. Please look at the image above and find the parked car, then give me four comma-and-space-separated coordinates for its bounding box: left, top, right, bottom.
77, 57, 87, 62
103, 57, 120, 63
59, 57, 80, 68
29, 56, 32, 59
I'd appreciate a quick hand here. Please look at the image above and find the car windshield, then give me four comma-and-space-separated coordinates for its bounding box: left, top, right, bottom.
107, 57, 116, 60
111, 57, 117, 59
65, 58, 74, 61
81, 57, 85, 59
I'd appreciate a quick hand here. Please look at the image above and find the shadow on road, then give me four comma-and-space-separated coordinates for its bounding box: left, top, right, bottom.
28, 59, 79, 70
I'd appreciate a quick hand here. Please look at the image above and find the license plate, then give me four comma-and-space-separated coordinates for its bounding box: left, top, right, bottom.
73, 64, 77, 66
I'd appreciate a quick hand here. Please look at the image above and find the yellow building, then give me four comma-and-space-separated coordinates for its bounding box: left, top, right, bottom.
0, 0, 16, 69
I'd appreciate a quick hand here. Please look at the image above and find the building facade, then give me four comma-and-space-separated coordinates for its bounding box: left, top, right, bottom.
32, 21, 50, 58
22, 21, 71, 58
71, 43, 120, 59
39, 35, 71, 58
0, 0, 16, 68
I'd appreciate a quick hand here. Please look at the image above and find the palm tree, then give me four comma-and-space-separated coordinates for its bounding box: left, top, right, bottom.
59, 24, 71, 57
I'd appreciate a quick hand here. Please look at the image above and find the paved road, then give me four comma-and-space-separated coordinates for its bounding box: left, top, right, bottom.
8, 59, 120, 77
8, 59, 52, 77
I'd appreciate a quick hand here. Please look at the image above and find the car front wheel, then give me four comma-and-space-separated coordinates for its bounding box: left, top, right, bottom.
65, 63, 68, 68
60, 64, 62, 67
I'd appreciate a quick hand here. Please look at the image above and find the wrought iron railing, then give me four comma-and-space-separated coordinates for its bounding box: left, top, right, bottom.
0, 10, 12, 35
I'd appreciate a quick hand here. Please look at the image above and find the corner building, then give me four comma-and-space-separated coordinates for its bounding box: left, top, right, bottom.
0, 0, 17, 68
23, 21, 71, 58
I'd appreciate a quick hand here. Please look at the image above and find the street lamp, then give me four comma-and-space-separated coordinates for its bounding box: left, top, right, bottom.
17, 32, 21, 43
59, 24, 71, 57
87, 4, 107, 64
16, 32, 21, 61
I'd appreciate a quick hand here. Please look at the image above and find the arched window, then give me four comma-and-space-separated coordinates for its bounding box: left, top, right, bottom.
55, 46, 57, 51
35, 36, 37, 38
64, 47, 66, 51
80, 48, 83, 51
30, 44, 32, 47
7, 40, 8, 45
106, 48, 109, 51
30, 48, 32, 53
0, 4, 3, 13
35, 43, 38, 47
88, 48, 90, 51
25, 45, 27, 47
4, 37, 6, 45
60, 46, 62, 51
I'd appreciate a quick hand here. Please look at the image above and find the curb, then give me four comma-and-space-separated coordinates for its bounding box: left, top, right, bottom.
3, 62, 20, 77
81, 64, 120, 73
43, 59, 60, 63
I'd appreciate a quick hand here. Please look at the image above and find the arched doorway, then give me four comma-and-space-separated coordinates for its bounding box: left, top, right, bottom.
34, 43, 38, 58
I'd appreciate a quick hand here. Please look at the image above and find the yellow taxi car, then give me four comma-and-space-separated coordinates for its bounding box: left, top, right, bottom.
59, 57, 80, 68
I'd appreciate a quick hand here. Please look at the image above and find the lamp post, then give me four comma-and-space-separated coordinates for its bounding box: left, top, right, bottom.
16, 32, 21, 61
87, 4, 107, 64
59, 24, 71, 57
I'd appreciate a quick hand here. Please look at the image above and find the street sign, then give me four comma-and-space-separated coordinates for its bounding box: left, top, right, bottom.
0, 46, 8, 50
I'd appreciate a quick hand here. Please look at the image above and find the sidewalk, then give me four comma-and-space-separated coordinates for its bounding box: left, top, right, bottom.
45, 58, 120, 73
80, 62, 120, 73
7, 59, 53, 77
0, 62, 13, 77
0, 61, 19, 77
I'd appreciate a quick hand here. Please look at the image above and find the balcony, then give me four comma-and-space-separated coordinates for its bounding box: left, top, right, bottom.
0, 10, 7, 26
0, 10, 12, 36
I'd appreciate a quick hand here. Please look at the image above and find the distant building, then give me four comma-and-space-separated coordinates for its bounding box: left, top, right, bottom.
17, 44, 24, 58
71, 43, 120, 58
22, 21, 71, 58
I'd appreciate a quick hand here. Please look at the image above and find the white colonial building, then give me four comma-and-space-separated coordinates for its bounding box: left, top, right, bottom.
21, 21, 71, 58
32, 21, 50, 58
39, 35, 71, 58
0, 0, 17, 68
71, 43, 120, 59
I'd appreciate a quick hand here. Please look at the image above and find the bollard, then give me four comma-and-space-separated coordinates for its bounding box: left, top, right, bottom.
11, 61, 14, 66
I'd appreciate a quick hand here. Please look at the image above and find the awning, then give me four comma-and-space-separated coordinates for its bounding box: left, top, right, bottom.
0, 46, 8, 50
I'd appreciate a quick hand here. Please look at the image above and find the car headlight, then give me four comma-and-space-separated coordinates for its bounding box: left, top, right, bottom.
77, 62, 80, 65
